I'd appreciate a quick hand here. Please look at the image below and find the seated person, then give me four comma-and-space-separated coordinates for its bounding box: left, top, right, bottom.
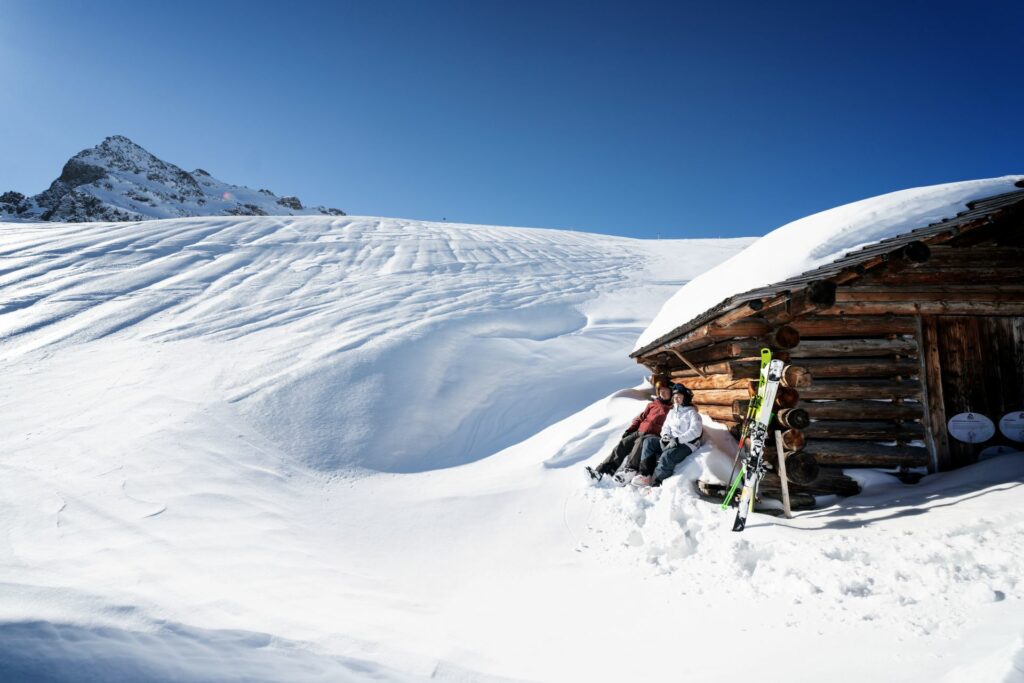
632, 384, 702, 487
589, 382, 673, 480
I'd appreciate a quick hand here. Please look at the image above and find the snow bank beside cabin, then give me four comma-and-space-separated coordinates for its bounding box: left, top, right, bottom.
635, 175, 1024, 352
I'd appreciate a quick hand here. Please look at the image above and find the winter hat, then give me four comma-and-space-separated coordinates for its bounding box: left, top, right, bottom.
671, 383, 693, 404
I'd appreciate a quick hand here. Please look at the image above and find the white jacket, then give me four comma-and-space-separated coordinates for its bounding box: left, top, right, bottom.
660, 405, 703, 449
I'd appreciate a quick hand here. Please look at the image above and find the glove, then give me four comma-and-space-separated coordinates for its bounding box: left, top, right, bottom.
660, 436, 672, 447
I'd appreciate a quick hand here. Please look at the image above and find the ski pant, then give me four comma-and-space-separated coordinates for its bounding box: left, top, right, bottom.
595, 432, 657, 475
638, 440, 694, 481
654, 443, 694, 482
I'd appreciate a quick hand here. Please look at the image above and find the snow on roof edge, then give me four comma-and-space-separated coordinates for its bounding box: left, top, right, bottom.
633, 175, 1024, 355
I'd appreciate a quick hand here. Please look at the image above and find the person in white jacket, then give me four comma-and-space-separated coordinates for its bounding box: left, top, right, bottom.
632, 384, 703, 487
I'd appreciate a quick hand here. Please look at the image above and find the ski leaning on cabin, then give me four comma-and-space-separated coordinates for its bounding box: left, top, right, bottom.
724, 350, 785, 532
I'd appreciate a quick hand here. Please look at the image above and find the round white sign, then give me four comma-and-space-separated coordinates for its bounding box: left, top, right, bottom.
999, 411, 1024, 443
947, 412, 995, 444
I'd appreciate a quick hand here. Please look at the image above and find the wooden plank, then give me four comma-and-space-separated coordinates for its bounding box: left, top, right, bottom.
774, 430, 793, 518
695, 404, 736, 421
691, 388, 753, 405
643, 318, 773, 357
799, 400, 923, 421
803, 420, 925, 440
768, 440, 930, 468
833, 290, 1024, 303
916, 315, 942, 472
787, 338, 918, 358
822, 301, 1024, 316
799, 379, 921, 400
796, 358, 919, 379
678, 375, 753, 391
793, 315, 917, 337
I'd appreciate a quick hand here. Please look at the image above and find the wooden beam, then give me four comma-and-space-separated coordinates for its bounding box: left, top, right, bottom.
798, 379, 921, 400
768, 440, 930, 468
796, 358, 920, 379
918, 315, 948, 473
798, 400, 923, 421
792, 315, 917, 337
695, 404, 736, 421
679, 375, 753, 391
822, 300, 1024, 316
833, 289, 1024, 303
691, 388, 754, 405
671, 361, 811, 386
803, 420, 925, 440
641, 318, 772, 358
787, 338, 918, 358
774, 429, 793, 518
668, 348, 706, 377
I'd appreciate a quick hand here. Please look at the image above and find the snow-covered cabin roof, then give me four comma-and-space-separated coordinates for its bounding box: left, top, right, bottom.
632, 176, 1024, 358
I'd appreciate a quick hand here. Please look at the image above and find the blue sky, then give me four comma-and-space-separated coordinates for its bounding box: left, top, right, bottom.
1, 0, 1021, 237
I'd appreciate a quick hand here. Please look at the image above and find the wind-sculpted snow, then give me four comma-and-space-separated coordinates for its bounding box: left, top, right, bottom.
0, 215, 748, 471
2, 214, 1022, 682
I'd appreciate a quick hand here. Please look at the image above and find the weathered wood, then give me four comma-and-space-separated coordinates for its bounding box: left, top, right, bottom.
691, 388, 754, 405
787, 338, 918, 358
823, 300, 1024, 316
800, 400, 923, 421
917, 315, 944, 473
833, 289, 1024, 303
793, 315, 917, 337
695, 404, 736, 422
667, 348, 707, 377
796, 358, 919, 379
784, 451, 820, 485
762, 469, 860, 497
798, 379, 921, 400
774, 429, 793, 518
670, 360, 808, 385
677, 337, 796, 366
769, 325, 801, 349
696, 481, 817, 511
679, 374, 754, 391
803, 420, 925, 440
871, 268, 1024, 286
767, 440, 930, 468
644, 318, 773, 357
775, 387, 800, 409
776, 407, 811, 429
779, 428, 806, 451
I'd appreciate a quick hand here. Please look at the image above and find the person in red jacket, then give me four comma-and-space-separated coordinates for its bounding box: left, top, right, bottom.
589, 383, 674, 479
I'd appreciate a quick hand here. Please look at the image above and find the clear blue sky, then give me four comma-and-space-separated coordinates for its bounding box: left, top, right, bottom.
1, 0, 1021, 238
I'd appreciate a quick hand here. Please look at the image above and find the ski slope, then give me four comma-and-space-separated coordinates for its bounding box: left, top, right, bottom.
1, 212, 1022, 682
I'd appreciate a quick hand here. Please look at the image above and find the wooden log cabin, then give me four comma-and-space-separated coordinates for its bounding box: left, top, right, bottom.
631, 183, 1024, 505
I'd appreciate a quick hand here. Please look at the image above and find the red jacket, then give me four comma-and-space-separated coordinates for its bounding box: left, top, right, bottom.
628, 399, 672, 436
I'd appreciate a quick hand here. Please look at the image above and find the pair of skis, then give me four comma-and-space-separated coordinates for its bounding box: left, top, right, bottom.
721, 349, 785, 532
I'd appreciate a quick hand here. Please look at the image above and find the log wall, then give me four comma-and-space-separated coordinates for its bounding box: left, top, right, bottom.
637, 208, 1024, 506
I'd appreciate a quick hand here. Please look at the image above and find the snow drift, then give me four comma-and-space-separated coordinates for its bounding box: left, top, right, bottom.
2, 200, 1023, 682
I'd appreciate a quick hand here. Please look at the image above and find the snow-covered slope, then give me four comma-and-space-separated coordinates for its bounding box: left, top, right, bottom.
636, 175, 1024, 352
1, 214, 1022, 683
0, 135, 345, 222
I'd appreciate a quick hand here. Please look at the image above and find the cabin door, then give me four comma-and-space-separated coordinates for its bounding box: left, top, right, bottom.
921, 315, 1024, 470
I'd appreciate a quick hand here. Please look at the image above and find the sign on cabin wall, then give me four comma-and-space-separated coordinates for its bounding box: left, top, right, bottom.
1000, 411, 1024, 442
947, 412, 995, 444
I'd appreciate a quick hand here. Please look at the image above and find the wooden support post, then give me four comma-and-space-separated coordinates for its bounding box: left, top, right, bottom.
668, 348, 706, 377
774, 429, 793, 519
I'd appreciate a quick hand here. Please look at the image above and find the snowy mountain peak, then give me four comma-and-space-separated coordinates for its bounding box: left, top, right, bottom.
0, 136, 345, 222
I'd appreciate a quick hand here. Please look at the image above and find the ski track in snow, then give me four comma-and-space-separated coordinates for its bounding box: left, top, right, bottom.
1, 214, 1023, 682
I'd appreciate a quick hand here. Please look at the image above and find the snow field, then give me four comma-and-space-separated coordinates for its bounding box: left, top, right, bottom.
1, 210, 1022, 681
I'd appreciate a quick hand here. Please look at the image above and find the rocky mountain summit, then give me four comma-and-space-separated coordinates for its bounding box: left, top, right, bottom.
1, 135, 345, 222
